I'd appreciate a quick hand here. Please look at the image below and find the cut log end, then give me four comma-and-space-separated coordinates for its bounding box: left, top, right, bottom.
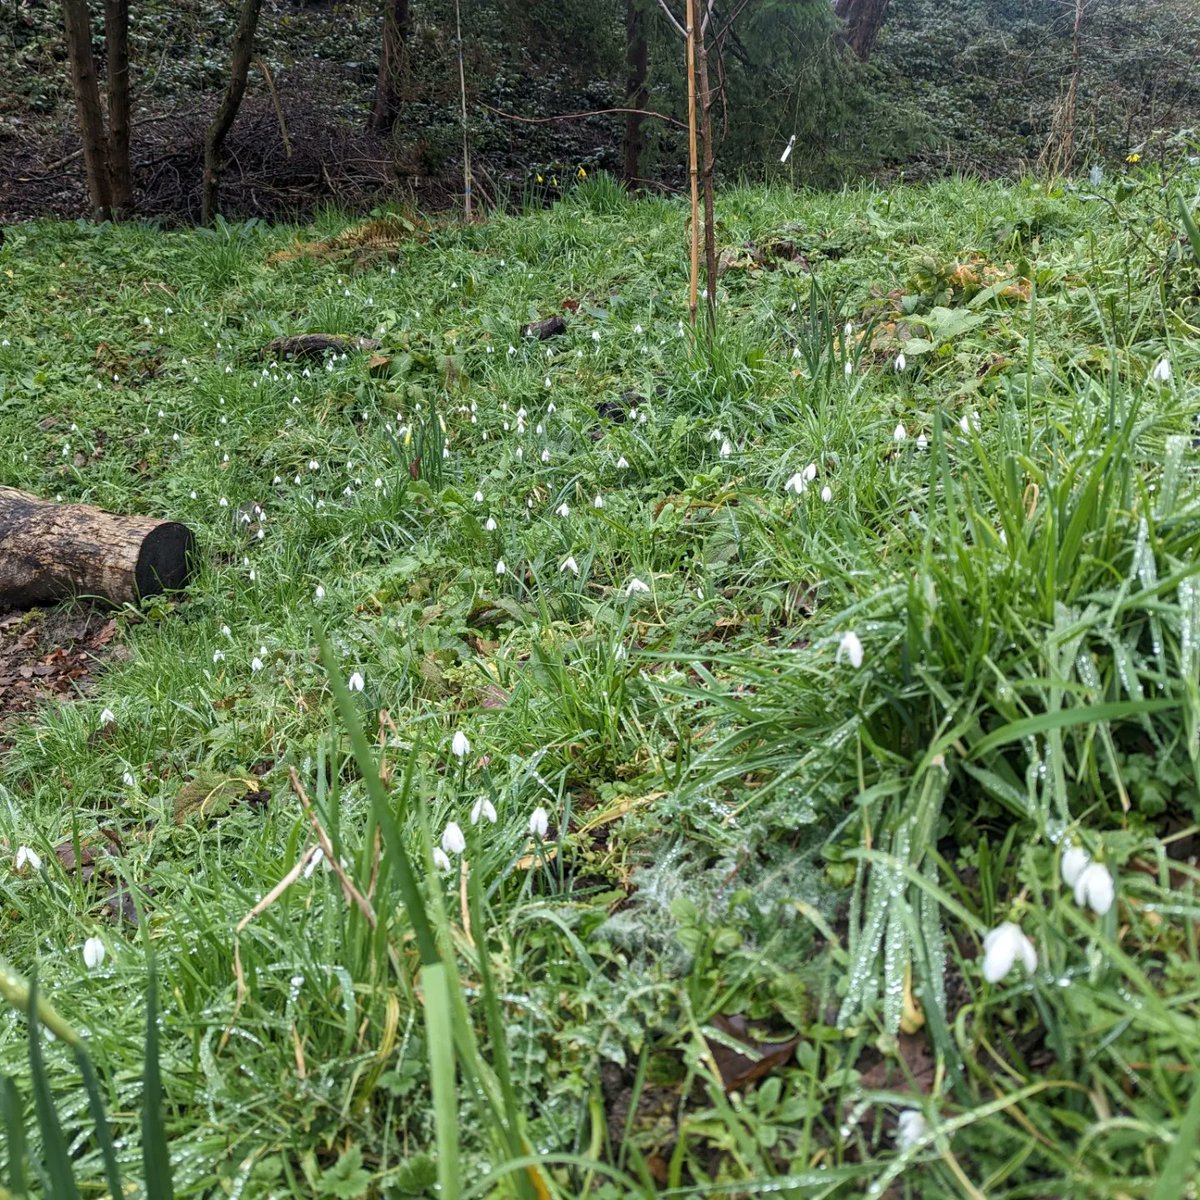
135, 522, 195, 599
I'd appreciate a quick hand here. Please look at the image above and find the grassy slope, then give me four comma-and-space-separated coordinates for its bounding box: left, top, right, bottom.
0, 170, 1199, 1196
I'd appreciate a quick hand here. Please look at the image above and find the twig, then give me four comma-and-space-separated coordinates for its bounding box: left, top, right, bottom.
477, 101, 686, 131
255, 56, 291, 159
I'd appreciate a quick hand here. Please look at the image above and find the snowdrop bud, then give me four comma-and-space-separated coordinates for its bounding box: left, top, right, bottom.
560, 556, 579, 576
441, 822, 466, 856
122, 771, 136, 787
473, 490, 484, 503
99, 707, 116, 726
803, 462, 817, 482
314, 584, 326, 601
14, 847, 42, 873
981, 921, 1037, 983
895, 1110, 927, 1151
1073, 862, 1115, 915
616, 456, 629, 469
556, 502, 570, 517
432, 848, 452, 872
303, 847, 325, 878
485, 516, 497, 531
836, 631, 864, 669
820, 485, 833, 502
894, 352, 907, 372
529, 807, 549, 839
916, 433, 928, 450
719, 439, 732, 459
1152, 356, 1171, 383
894, 423, 908, 441
593, 494, 605, 509
495, 559, 507, 576
451, 730, 471, 759
251, 657, 263, 672
471, 797, 498, 825
844, 360, 853, 377
347, 671, 365, 692
624, 577, 650, 596
82, 936, 106, 971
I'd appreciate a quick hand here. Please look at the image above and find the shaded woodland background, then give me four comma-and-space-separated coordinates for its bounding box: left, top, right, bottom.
2, 0, 1199, 223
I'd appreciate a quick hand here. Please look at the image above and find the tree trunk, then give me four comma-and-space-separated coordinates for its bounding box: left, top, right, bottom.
61, 0, 113, 219
695, 14, 717, 333
103, 0, 133, 215
201, 0, 265, 224
0, 489, 195, 609
369, 0, 410, 132
833, 0, 891, 62
622, 0, 649, 187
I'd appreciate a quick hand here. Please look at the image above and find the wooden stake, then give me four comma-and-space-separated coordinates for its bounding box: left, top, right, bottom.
685, 0, 700, 327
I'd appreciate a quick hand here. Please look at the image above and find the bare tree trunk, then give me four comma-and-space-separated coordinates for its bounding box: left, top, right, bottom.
834, 0, 891, 62
61, 0, 113, 219
369, 0, 410, 132
202, 0, 265, 224
695, 14, 717, 333
103, 0, 133, 215
622, 0, 649, 187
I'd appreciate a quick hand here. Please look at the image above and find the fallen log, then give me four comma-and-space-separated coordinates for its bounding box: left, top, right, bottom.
260, 334, 380, 360
0, 488, 194, 609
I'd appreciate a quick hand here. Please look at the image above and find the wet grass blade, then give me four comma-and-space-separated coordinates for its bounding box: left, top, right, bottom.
141, 962, 175, 1200
26, 975, 79, 1200
0, 1076, 28, 1196
73, 1049, 122, 1200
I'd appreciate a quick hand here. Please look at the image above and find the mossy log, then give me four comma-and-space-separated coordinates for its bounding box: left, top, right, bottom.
0, 488, 194, 609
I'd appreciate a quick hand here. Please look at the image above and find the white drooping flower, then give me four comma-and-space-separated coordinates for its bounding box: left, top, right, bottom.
473, 489, 485, 503
347, 671, 365, 692
895, 1109, 928, 1151
719, 439, 733, 459
784, 473, 808, 495
484, 516, 497, 531
593, 494, 605, 509
555, 502, 570, 518
981, 921, 1037, 983
495, 559, 507, 575
529, 807, 550, 839
82, 936, 106, 972
99, 707, 116, 726
313, 585, 325, 601
894, 352, 907, 372
616, 456, 630, 470
471, 797, 498, 825
432, 847, 452, 872
624, 577, 650, 596
441, 822, 466, 856
1152, 356, 1172, 384
1061, 844, 1115, 915
820, 485, 833, 502
836, 631, 864, 669
844, 360, 853, 377
560, 556, 579, 576
14, 846, 42, 873
250, 657, 264, 673
894, 423, 908, 441
451, 730, 471, 759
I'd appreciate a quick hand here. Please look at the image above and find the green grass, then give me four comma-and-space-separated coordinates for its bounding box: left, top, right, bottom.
0, 165, 1199, 1197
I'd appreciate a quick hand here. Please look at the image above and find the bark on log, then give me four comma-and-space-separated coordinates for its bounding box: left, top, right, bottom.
0, 489, 194, 609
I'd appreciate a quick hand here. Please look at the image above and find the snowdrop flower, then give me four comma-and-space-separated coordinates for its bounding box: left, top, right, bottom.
981, 921, 1037, 983
495, 559, 507, 575
836, 631, 864, 669
540, 448, 551, 463
844, 360, 853, 377
347, 671, 365, 692
895, 1110, 928, 1151
99, 707, 116, 726
593, 494, 605, 509
529, 807, 550, 839
784, 472, 808, 495
471, 797, 498, 825
473, 489, 484, 503
212, 650, 225, 664
560, 556, 579, 576
218, 496, 228, 508
820, 485, 833, 502
894, 423, 908, 441
122, 770, 136, 787
916, 433, 929, 451
634, 323, 643, 334
314, 584, 325, 601
441, 822, 466, 856
484, 516, 497, 531
1152, 356, 1172, 383
14, 847, 42, 873
1064, 850, 1115, 916
616, 456, 629, 470
894, 352, 907, 372
451, 730, 471, 759
592, 330, 601, 343
432, 848, 452, 872
556, 502, 570, 518
82, 937, 106, 972
303, 847, 325, 879
624, 577, 650, 596
251, 657, 264, 672
719, 439, 733, 458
